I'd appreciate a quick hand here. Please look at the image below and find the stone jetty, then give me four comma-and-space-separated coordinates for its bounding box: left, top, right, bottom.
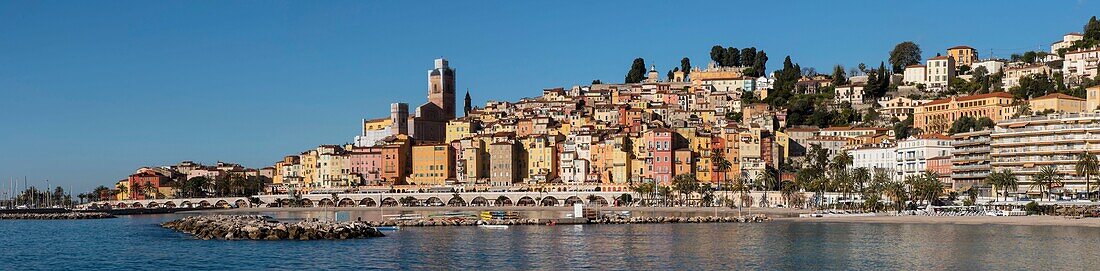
162, 215, 385, 240
0, 212, 115, 220
368, 214, 769, 227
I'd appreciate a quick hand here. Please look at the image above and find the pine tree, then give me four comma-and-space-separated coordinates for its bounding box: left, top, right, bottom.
680, 57, 691, 75
753, 51, 768, 77
741, 47, 757, 70
625, 58, 647, 83
725, 47, 740, 67
1085, 16, 1100, 41
710, 45, 725, 66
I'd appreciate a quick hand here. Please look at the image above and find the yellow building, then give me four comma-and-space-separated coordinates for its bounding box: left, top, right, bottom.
446, 118, 480, 143
609, 135, 632, 184
299, 150, 318, 189
689, 132, 714, 182
524, 134, 561, 183
410, 144, 454, 186
946, 45, 978, 68
115, 180, 129, 201
1087, 85, 1100, 111
362, 117, 393, 133
913, 92, 1017, 134
460, 137, 490, 183
1029, 93, 1086, 114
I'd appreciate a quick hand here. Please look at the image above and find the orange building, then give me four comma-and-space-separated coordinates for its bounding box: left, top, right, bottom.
913, 92, 1017, 134
409, 143, 454, 185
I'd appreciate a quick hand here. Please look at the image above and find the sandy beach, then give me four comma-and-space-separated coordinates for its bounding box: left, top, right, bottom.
778, 215, 1100, 228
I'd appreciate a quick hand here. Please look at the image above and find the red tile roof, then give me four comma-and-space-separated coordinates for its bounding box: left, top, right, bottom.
1032, 93, 1085, 101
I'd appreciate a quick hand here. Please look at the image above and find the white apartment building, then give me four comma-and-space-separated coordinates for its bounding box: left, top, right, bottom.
1062, 48, 1099, 83
1051, 32, 1084, 54
877, 96, 926, 121
1002, 63, 1052, 89
850, 144, 897, 178
903, 64, 926, 85
925, 56, 955, 90
895, 134, 953, 179
991, 113, 1100, 197
971, 59, 1005, 74
834, 84, 865, 105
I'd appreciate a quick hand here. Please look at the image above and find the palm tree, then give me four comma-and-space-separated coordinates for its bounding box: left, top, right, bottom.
144, 181, 158, 200
671, 174, 698, 206
131, 182, 144, 200
711, 151, 733, 207
986, 169, 1019, 202
1075, 152, 1098, 201
758, 167, 779, 208
1032, 165, 1060, 201
115, 182, 129, 200
883, 180, 908, 211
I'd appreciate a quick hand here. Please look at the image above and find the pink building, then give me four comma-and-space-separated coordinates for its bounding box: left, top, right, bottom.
646, 128, 675, 186
349, 146, 384, 185
927, 155, 953, 188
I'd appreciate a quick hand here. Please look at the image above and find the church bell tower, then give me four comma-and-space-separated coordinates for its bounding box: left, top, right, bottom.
428, 58, 456, 120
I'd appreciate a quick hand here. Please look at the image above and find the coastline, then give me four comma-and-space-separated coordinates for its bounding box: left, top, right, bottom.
184, 206, 1100, 228
185, 206, 805, 216
777, 215, 1100, 228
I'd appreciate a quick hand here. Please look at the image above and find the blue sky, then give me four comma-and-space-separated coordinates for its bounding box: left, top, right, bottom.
1, 0, 1097, 192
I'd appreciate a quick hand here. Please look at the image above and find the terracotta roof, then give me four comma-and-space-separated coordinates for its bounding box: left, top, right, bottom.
948, 45, 975, 50
956, 92, 1013, 102
929, 55, 951, 60
915, 133, 952, 140
1032, 93, 1085, 101
905, 64, 926, 68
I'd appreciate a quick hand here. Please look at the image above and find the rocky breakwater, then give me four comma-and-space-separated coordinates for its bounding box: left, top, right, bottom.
0, 212, 115, 220
162, 215, 384, 240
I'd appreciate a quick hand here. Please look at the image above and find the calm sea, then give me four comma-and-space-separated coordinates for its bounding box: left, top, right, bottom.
1, 212, 1098, 270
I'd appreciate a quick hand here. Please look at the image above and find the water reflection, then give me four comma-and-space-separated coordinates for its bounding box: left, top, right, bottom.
1, 215, 1099, 270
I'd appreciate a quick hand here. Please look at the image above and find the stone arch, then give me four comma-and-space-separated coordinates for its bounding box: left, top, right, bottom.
470, 196, 489, 206
146, 202, 160, 208
425, 197, 444, 207
198, 200, 212, 207
180, 201, 192, 208
495, 196, 513, 206
300, 198, 314, 207
131, 202, 144, 208
589, 196, 609, 206
359, 198, 377, 207
517, 196, 536, 206
318, 198, 335, 207
164, 201, 177, 208
399, 196, 419, 207
117, 202, 128, 208
338, 198, 356, 207
564, 196, 584, 206
540, 196, 558, 206
235, 199, 249, 208
380, 197, 398, 207
215, 200, 230, 208
447, 196, 467, 206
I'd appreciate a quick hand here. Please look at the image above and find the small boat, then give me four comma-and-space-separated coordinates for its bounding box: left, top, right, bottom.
374, 226, 401, 231
478, 224, 509, 229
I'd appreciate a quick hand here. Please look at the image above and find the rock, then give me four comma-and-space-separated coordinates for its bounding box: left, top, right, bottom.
161, 215, 385, 241
0, 212, 115, 220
